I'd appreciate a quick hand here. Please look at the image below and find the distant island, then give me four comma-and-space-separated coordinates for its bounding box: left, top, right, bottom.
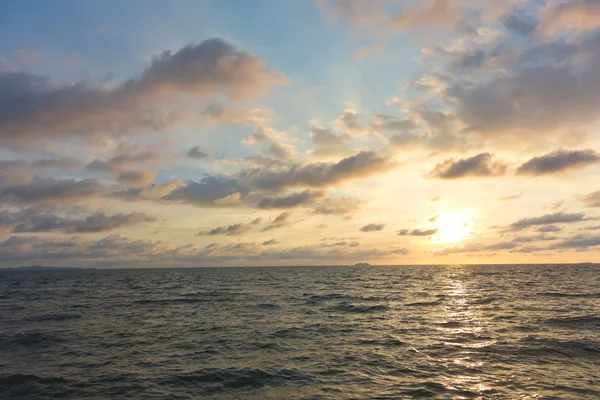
354, 262, 372, 267
0, 266, 94, 271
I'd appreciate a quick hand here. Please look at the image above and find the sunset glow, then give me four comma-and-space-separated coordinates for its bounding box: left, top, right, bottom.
0, 0, 600, 267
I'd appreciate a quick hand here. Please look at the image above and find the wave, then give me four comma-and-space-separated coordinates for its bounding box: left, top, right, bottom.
472, 296, 500, 305
25, 313, 81, 322
0, 332, 64, 347
518, 337, 600, 358
544, 315, 600, 328
0, 374, 68, 387
356, 338, 406, 347
538, 292, 600, 298
161, 368, 313, 393
132, 297, 233, 305
405, 299, 442, 306
255, 303, 281, 309
326, 303, 390, 313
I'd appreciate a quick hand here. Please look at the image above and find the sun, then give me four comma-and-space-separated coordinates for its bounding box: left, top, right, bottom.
433, 211, 473, 244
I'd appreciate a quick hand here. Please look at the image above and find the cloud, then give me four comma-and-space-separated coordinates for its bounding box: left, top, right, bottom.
112, 176, 244, 207
581, 190, 600, 207
312, 197, 362, 215
262, 239, 279, 246
257, 190, 325, 209
162, 176, 247, 206
317, 0, 386, 29
0, 207, 155, 233
579, 225, 600, 231
268, 141, 296, 161
86, 146, 162, 172
540, 0, 600, 35
0, 158, 84, 186
511, 234, 557, 243
428, 153, 508, 179
117, 171, 157, 187
434, 241, 516, 255
550, 234, 600, 249
0, 234, 173, 263
360, 223, 385, 232
441, 30, 600, 141
398, 228, 438, 236
0, 233, 410, 267
0, 39, 287, 149
371, 114, 416, 132
0, 177, 105, 204
187, 146, 212, 159
0, 158, 82, 174
310, 126, 353, 157
262, 212, 294, 231
516, 149, 600, 176
198, 223, 253, 236
501, 193, 522, 201
537, 225, 562, 233
509, 212, 587, 231
502, 9, 537, 35
242, 151, 395, 190
386, 0, 462, 32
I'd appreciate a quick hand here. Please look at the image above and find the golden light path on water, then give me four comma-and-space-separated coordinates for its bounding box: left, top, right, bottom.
435, 269, 540, 399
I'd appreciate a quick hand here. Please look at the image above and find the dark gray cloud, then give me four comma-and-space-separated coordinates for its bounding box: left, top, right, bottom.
0, 39, 286, 149
398, 228, 438, 236
360, 223, 385, 232
86, 147, 161, 172
262, 212, 293, 231
117, 171, 156, 187
550, 234, 600, 250
442, 30, 600, 141
0, 234, 172, 264
516, 149, 600, 176
0, 177, 105, 204
257, 190, 324, 209
579, 225, 600, 231
262, 239, 279, 246
310, 126, 353, 157
162, 176, 247, 206
312, 197, 362, 215
511, 234, 557, 243
186, 146, 212, 159
198, 223, 253, 236
0, 158, 82, 174
428, 153, 508, 179
510, 212, 587, 230
114, 152, 392, 208
502, 10, 537, 35
242, 151, 395, 190
267, 141, 296, 161
537, 225, 562, 233
581, 190, 600, 207
0, 208, 155, 234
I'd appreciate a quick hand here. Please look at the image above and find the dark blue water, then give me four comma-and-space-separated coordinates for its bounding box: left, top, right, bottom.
1, 265, 599, 399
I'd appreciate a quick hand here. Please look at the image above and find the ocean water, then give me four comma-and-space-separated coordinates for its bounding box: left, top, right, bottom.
0, 265, 599, 399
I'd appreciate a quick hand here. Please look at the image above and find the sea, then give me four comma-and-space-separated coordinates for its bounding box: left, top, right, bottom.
0, 264, 599, 399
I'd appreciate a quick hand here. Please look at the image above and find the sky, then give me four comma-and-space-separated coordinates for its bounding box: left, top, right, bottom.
1, 0, 600, 268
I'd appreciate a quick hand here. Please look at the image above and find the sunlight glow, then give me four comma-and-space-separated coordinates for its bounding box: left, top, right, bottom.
433, 211, 472, 244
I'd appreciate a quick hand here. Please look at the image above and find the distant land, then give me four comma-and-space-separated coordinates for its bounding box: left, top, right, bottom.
0, 266, 95, 271
354, 262, 372, 267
